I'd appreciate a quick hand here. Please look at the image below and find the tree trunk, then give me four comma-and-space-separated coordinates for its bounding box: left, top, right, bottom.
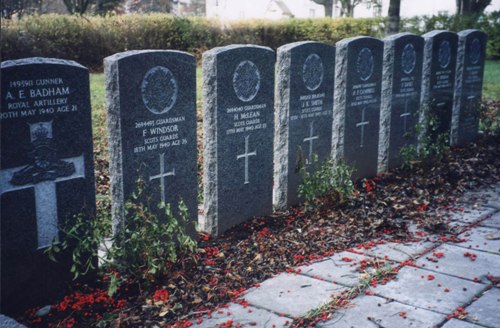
324, 0, 333, 17
347, 3, 354, 16
387, 0, 401, 35
457, 0, 491, 15
311, 0, 333, 18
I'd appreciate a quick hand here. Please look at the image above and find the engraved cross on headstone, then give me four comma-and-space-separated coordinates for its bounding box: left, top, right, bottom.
303, 121, 319, 164
0, 122, 85, 249
356, 107, 370, 147
149, 153, 175, 204
400, 99, 411, 133
236, 135, 257, 184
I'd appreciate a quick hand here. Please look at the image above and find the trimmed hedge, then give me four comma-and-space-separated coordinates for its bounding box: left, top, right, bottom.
1, 13, 498, 71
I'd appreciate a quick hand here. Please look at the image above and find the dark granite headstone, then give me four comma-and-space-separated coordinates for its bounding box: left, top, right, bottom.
379, 33, 424, 172
420, 30, 458, 144
332, 37, 383, 179
451, 30, 487, 145
1, 58, 96, 314
274, 41, 335, 209
202, 45, 275, 235
105, 50, 198, 235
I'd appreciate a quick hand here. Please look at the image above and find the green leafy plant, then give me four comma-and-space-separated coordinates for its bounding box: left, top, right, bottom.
479, 100, 500, 135
46, 211, 107, 279
46, 179, 197, 296
298, 155, 355, 211
399, 104, 450, 170
108, 192, 197, 292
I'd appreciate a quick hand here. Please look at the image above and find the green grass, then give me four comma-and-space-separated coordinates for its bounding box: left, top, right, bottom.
483, 60, 500, 101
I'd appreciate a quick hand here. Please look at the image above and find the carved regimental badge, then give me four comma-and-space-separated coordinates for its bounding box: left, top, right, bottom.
302, 53, 324, 91
233, 60, 261, 102
438, 40, 451, 69
141, 66, 178, 114
469, 38, 481, 65
357, 48, 374, 81
401, 43, 416, 74
10, 122, 75, 186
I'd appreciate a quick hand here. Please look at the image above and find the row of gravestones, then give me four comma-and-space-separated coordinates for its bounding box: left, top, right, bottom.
0, 29, 486, 315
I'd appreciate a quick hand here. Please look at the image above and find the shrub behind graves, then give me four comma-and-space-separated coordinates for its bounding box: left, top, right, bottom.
1, 15, 385, 70
3, 13, 497, 69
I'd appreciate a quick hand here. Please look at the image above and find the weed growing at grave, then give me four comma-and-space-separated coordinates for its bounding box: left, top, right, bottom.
46, 212, 108, 279
106, 187, 197, 294
298, 155, 355, 211
479, 100, 500, 134
399, 105, 450, 170
46, 179, 197, 296
302, 262, 393, 324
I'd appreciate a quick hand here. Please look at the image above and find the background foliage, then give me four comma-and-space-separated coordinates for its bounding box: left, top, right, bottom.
2, 12, 498, 70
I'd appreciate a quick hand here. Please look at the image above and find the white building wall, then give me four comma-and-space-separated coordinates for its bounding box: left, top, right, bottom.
207, 0, 499, 20
206, 0, 325, 20
348, 0, 499, 18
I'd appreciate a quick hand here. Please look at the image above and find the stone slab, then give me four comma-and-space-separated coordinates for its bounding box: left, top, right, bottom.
480, 212, 500, 229
105, 50, 198, 236
441, 318, 484, 328
317, 295, 445, 328
333, 36, 384, 179
273, 41, 335, 209
415, 244, 500, 283
242, 273, 347, 317
455, 226, 500, 255
190, 302, 291, 328
202, 45, 275, 235
448, 207, 496, 224
1, 57, 96, 314
372, 266, 487, 313
451, 30, 487, 146
360, 240, 435, 262
296, 251, 390, 287
487, 202, 500, 210
465, 287, 500, 327
0, 315, 27, 328
460, 186, 500, 207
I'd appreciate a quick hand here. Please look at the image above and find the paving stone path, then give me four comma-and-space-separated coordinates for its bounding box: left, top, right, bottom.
192, 183, 500, 327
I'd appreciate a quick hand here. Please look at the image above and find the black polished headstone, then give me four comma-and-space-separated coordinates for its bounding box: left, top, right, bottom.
421, 30, 458, 144
1, 58, 96, 314
452, 30, 487, 145
274, 41, 335, 209
202, 45, 275, 235
333, 37, 383, 179
105, 50, 198, 236
379, 33, 424, 172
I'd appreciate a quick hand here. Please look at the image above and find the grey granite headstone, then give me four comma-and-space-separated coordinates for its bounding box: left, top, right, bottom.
379, 33, 424, 172
451, 30, 487, 146
1, 58, 96, 314
202, 45, 275, 235
273, 41, 335, 209
420, 30, 458, 144
105, 50, 198, 236
332, 36, 384, 179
